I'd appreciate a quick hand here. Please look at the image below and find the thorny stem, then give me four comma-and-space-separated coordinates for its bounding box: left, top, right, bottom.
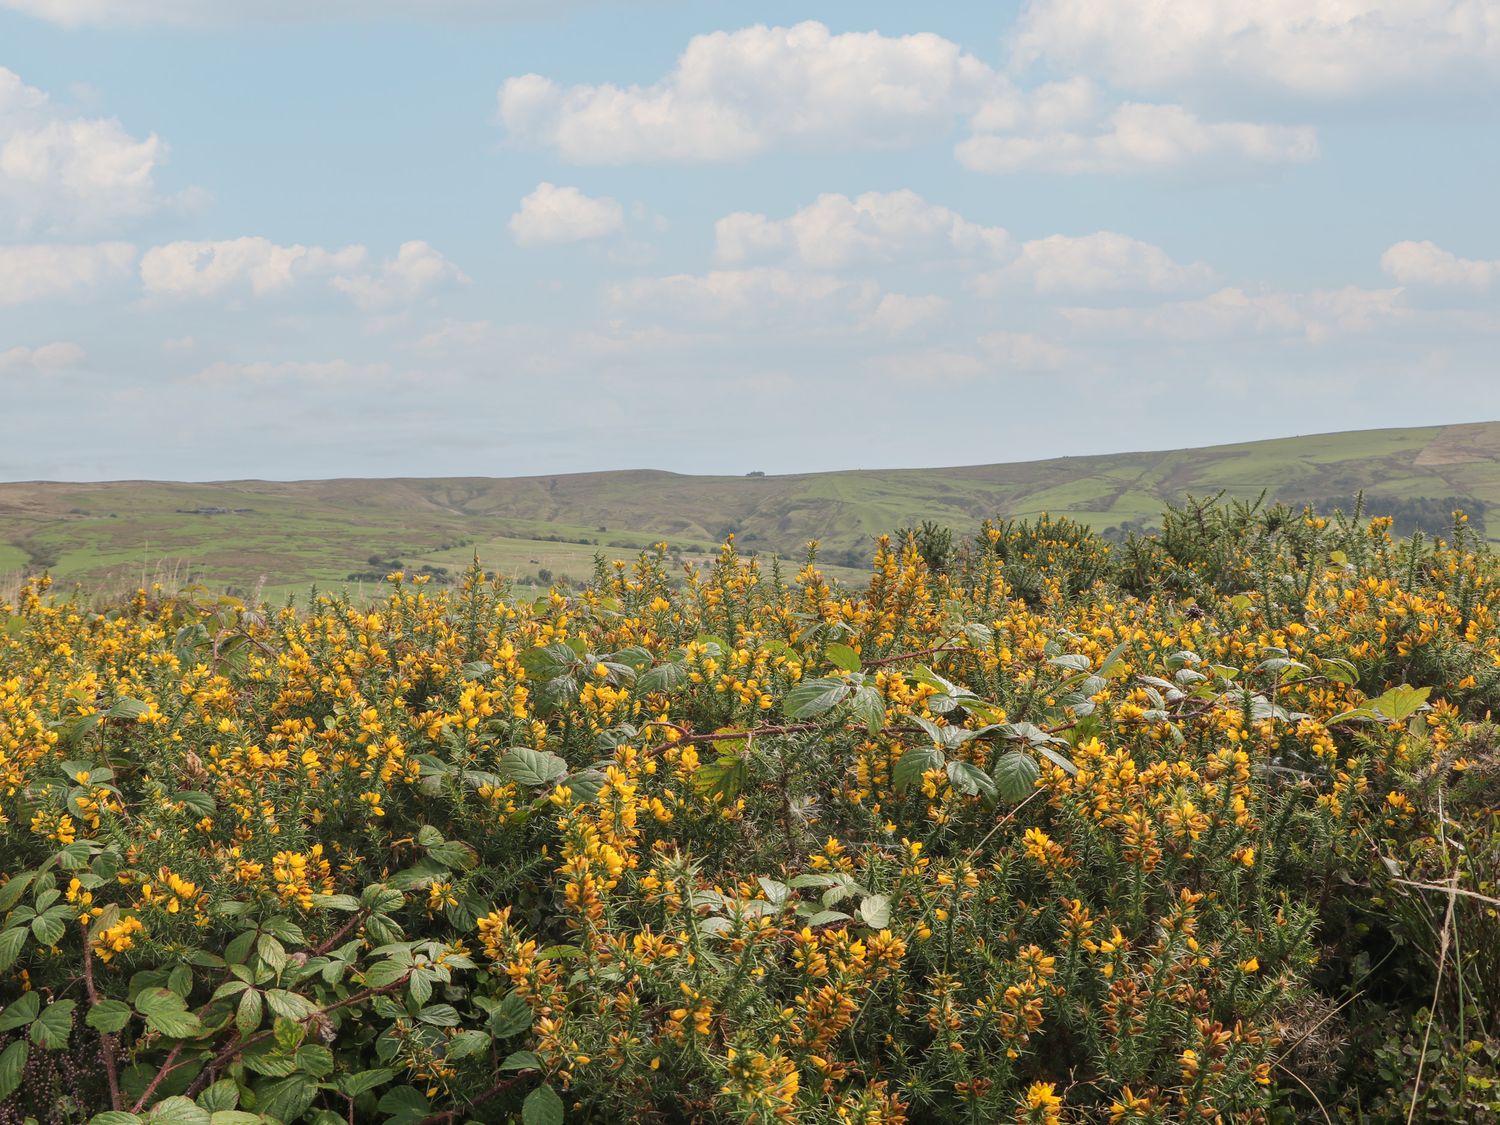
411, 1072, 537, 1125
181, 978, 410, 1101
81, 934, 123, 1110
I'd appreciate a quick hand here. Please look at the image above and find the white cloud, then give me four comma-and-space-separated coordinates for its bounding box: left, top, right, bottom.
978, 232, 1215, 295
0, 242, 136, 305
1381, 240, 1499, 288
1, 67, 167, 233
607, 267, 881, 327
140, 237, 463, 307
714, 192, 1211, 296
0, 341, 85, 373
331, 240, 468, 308
1013, 0, 1500, 97
1061, 285, 1405, 343
958, 100, 1317, 175
141, 237, 365, 298
866, 293, 947, 336
499, 21, 999, 162
716, 190, 1012, 269
510, 182, 624, 245
499, 21, 1315, 175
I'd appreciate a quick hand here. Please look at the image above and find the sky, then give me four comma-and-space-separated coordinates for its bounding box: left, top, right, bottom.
1, 0, 1497, 481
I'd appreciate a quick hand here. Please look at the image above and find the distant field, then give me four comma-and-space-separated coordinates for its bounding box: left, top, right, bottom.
2, 420, 1496, 600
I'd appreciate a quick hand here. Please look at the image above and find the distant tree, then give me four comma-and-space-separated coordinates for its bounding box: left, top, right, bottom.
896, 520, 955, 576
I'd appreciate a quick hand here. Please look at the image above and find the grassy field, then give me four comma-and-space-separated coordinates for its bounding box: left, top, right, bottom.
2, 420, 1496, 599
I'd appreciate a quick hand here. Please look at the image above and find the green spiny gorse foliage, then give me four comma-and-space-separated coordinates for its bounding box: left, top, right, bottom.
0, 498, 1497, 1124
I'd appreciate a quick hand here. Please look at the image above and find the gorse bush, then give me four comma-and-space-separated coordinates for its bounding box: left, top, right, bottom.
1, 501, 1498, 1124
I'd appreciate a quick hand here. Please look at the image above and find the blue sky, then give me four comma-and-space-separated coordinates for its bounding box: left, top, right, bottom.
1, 0, 1497, 480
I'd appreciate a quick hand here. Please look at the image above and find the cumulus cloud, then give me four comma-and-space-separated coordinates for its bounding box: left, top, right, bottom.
1382, 240, 1500, 288
510, 182, 624, 245
716, 190, 1012, 269
866, 293, 947, 337
1, 67, 167, 233
498, 22, 1317, 176
0, 341, 86, 373
331, 241, 468, 308
140, 237, 365, 298
1061, 286, 1405, 343
977, 232, 1215, 295
717, 193, 1209, 296
500, 21, 998, 162
958, 101, 1317, 175
140, 237, 463, 307
1013, 0, 1500, 97
0, 242, 136, 305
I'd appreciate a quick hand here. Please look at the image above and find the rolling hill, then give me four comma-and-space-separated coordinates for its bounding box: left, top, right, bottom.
2, 421, 1497, 599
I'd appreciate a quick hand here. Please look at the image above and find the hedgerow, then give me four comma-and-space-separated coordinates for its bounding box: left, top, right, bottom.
1, 499, 1497, 1123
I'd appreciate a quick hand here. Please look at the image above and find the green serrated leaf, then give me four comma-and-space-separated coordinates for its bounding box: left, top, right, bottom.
893, 745, 943, 793
637, 661, 688, 694
87, 998, 132, 1034
135, 987, 187, 1017
141, 1097, 209, 1125
0, 927, 25, 972
256, 933, 286, 975
850, 686, 885, 734
489, 991, 533, 1038
858, 894, 892, 929
30, 999, 74, 1049
338, 1067, 395, 1096
31, 911, 66, 947
498, 747, 570, 787
427, 840, 476, 870
802, 910, 850, 927
364, 960, 411, 984
445, 1029, 491, 1060
146, 1008, 202, 1039
310, 893, 360, 911
992, 751, 1041, 804
560, 768, 606, 806
825, 643, 861, 672
946, 759, 997, 801
107, 697, 149, 720
197, 1077, 241, 1112
523, 1083, 565, 1125
236, 988, 263, 1037
500, 1049, 541, 1072
264, 989, 316, 1021
0, 1039, 26, 1102
255, 1074, 316, 1123
1369, 685, 1431, 722
0, 871, 36, 913
690, 754, 749, 804
782, 677, 852, 719
0, 991, 40, 1031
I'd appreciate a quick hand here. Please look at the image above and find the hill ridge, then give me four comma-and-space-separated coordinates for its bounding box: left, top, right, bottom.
2, 421, 1496, 597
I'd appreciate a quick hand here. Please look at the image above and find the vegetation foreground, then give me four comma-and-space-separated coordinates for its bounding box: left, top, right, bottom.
1, 500, 1498, 1124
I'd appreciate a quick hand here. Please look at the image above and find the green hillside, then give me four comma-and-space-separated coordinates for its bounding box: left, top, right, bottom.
3, 420, 1497, 599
